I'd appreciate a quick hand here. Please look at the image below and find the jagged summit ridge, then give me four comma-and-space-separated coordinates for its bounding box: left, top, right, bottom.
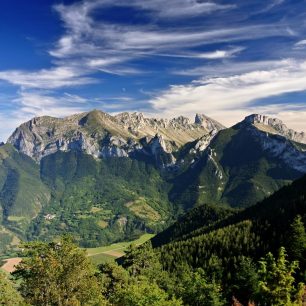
7, 109, 224, 166
243, 114, 306, 144
114, 112, 224, 131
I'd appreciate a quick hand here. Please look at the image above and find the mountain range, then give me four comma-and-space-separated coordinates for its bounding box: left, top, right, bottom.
1, 109, 306, 254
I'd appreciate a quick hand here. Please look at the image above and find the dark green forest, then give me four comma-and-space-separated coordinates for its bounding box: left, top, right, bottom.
28, 151, 174, 247
1, 174, 306, 305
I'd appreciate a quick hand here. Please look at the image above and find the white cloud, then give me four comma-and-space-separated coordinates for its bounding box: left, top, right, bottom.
49, 0, 291, 63
0, 0, 289, 89
173, 59, 292, 76
294, 39, 306, 49
262, 0, 285, 12
126, 0, 236, 18
196, 48, 243, 59
150, 59, 306, 131
204, 104, 306, 132
157, 47, 245, 60
0, 67, 95, 89
13, 91, 89, 118
66, 0, 236, 20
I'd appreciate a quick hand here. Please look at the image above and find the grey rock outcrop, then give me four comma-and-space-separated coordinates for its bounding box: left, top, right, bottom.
7, 110, 225, 168
244, 114, 306, 144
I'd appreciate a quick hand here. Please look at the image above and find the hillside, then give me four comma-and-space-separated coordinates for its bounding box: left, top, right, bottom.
171, 115, 306, 209
154, 174, 306, 278
27, 151, 173, 247
151, 203, 235, 247
0, 144, 50, 254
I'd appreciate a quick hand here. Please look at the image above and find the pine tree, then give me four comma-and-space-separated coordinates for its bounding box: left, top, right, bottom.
256, 247, 304, 305
231, 257, 259, 304
122, 242, 162, 279
287, 215, 306, 263
179, 268, 225, 306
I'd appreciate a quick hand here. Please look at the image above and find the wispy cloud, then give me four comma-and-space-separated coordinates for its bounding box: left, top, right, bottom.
0, 66, 95, 89
294, 39, 306, 49
0, 0, 291, 90
150, 59, 306, 130
1, 0, 306, 139
13, 90, 89, 117
122, 0, 236, 18
153, 47, 245, 60
50, 3, 289, 60
172, 59, 292, 76
60, 0, 236, 20
49, 0, 292, 66
261, 0, 286, 12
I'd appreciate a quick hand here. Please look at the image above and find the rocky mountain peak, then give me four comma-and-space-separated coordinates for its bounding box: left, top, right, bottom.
244, 114, 283, 126
114, 112, 145, 125
195, 113, 225, 131
7, 109, 225, 166
242, 114, 306, 144
169, 116, 191, 127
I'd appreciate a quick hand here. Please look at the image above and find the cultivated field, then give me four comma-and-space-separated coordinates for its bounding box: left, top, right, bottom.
86, 233, 154, 265
0, 233, 154, 271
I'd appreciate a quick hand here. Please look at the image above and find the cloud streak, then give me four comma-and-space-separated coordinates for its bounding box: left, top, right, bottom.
51, 2, 290, 60
1, 0, 306, 139
151, 59, 306, 130
0, 0, 292, 89
0, 67, 95, 89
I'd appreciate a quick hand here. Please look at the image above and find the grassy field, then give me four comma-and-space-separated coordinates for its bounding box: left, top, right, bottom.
1, 233, 155, 272
86, 233, 154, 265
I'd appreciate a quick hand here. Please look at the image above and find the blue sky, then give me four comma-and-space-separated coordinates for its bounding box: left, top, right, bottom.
1, 0, 306, 140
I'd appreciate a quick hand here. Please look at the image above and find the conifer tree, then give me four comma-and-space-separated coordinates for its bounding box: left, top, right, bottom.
256, 247, 304, 305
287, 215, 306, 264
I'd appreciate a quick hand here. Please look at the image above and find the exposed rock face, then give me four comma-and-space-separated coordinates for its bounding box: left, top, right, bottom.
240, 116, 306, 172
189, 130, 219, 155
7, 110, 225, 168
195, 113, 224, 132
244, 114, 306, 144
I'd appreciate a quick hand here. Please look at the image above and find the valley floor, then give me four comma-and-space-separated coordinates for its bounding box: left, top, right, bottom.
0, 233, 155, 272
86, 233, 154, 265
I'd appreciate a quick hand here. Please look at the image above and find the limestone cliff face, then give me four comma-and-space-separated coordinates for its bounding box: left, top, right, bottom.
237, 114, 306, 172
244, 114, 306, 144
7, 110, 225, 167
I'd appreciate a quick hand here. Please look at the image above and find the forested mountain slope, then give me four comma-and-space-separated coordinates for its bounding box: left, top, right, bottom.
27, 151, 173, 247
155, 174, 306, 277
171, 115, 306, 209
0, 144, 50, 253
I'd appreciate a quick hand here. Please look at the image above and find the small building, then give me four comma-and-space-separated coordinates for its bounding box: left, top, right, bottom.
44, 214, 56, 220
